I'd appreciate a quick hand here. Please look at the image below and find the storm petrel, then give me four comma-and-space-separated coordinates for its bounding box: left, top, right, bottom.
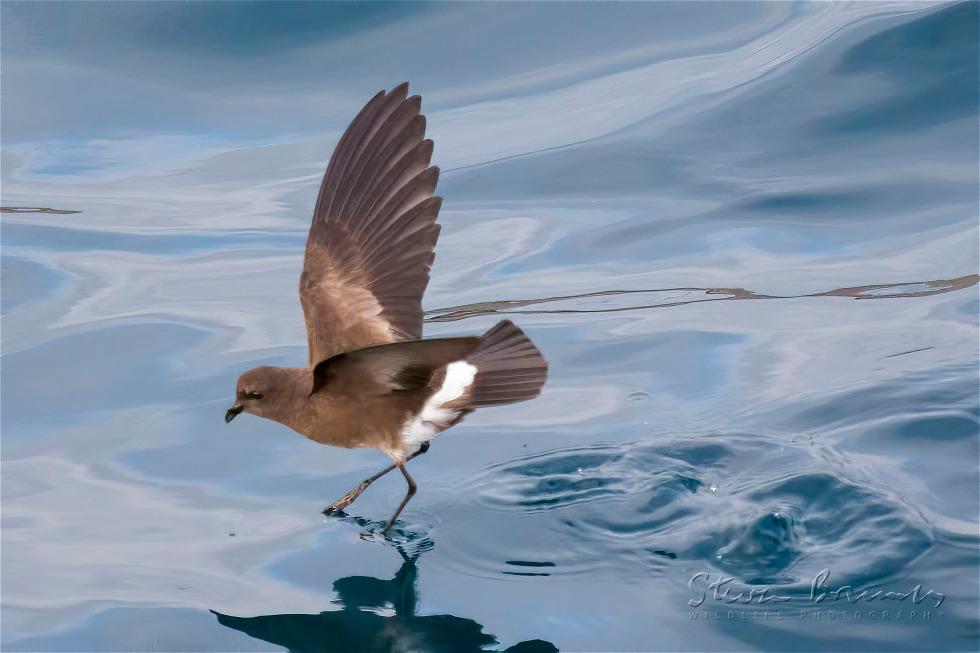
225, 83, 548, 533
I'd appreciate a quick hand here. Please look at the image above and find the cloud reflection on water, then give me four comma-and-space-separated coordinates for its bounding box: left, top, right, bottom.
1, 2, 977, 651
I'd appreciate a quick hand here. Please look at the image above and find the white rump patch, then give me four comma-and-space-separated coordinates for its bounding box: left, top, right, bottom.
400, 360, 477, 456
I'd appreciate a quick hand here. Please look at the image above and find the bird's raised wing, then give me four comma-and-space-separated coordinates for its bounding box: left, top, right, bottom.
300, 83, 442, 366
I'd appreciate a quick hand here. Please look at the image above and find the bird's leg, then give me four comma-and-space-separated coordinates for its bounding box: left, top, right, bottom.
321, 443, 429, 516
382, 462, 417, 535
322, 464, 395, 515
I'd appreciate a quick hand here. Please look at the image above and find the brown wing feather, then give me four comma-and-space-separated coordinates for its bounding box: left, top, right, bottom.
311, 337, 479, 397
300, 83, 442, 365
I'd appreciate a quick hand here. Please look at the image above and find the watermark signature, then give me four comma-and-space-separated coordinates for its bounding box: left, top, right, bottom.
688, 568, 945, 609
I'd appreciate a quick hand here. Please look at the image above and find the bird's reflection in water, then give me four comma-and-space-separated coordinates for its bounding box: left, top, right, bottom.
211, 514, 557, 653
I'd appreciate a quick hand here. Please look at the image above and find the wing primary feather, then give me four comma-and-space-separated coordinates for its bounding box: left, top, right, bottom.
362, 197, 442, 269
313, 89, 386, 225
342, 97, 424, 222
332, 88, 412, 224
354, 123, 431, 238
358, 167, 440, 246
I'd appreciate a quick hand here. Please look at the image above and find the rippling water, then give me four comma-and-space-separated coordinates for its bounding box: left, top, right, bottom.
2, 2, 978, 651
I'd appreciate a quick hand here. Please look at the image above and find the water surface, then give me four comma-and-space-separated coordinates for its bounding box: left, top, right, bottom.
2, 2, 978, 651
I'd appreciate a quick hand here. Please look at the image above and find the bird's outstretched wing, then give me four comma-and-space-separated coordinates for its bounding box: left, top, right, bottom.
300, 82, 442, 366
311, 337, 479, 397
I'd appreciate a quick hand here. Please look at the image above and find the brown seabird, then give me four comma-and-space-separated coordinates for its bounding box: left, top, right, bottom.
225, 83, 548, 533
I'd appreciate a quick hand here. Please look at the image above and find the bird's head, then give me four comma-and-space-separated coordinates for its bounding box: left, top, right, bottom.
226, 366, 289, 423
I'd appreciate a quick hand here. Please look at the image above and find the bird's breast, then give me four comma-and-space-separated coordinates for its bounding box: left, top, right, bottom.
291, 394, 402, 450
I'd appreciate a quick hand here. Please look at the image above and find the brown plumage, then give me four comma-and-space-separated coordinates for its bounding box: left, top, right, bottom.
225, 83, 548, 533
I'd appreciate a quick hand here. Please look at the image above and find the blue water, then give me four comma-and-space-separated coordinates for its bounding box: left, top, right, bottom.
2, 2, 978, 651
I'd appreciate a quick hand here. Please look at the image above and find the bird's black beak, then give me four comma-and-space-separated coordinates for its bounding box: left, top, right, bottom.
225, 404, 244, 423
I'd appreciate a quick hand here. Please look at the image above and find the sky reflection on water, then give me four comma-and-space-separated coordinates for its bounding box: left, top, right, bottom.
2, 2, 978, 651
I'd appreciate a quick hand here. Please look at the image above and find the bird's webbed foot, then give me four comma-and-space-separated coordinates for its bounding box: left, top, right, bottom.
322, 480, 371, 515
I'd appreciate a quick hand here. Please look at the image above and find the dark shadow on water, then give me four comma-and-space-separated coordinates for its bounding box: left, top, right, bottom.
0, 206, 82, 214
211, 515, 557, 653
425, 274, 978, 321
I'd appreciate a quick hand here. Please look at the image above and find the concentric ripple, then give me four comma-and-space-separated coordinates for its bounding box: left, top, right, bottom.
442, 434, 934, 587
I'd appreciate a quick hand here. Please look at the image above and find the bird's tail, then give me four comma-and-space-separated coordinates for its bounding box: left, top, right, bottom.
465, 320, 548, 407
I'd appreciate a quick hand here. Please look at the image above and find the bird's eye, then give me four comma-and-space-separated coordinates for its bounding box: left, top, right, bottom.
245, 391, 264, 400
